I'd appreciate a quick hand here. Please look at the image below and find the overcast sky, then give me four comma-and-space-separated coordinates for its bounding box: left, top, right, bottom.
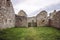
11, 0, 60, 17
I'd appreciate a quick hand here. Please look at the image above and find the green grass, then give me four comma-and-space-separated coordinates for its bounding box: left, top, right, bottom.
0, 27, 60, 40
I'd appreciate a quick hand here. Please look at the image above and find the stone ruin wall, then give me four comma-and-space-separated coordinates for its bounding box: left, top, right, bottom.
36, 10, 48, 27
49, 10, 60, 28
0, 0, 15, 29
27, 17, 37, 27
15, 10, 28, 27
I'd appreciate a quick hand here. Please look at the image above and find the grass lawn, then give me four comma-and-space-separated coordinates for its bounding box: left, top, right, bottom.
0, 27, 60, 40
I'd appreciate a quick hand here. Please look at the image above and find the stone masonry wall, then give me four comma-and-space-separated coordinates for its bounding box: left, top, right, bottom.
49, 11, 60, 28
36, 10, 48, 27
15, 10, 27, 27
15, 15, 27, 27
0, 0, 15, 29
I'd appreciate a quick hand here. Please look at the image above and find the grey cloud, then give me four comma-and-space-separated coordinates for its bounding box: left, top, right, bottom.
43, 3, 60, 12
30, 3, 60, 17
11, 0, 25, 5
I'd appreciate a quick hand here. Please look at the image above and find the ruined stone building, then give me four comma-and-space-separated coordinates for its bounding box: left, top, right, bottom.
49, 10, 60, 28
27, 17, 37, 27
27, 10, 48, 27
0, 0, 15, 29
36, 10, 48, 27
15, 10, 60, 28
15, 10, 27, 27
0, 0, 60, 29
